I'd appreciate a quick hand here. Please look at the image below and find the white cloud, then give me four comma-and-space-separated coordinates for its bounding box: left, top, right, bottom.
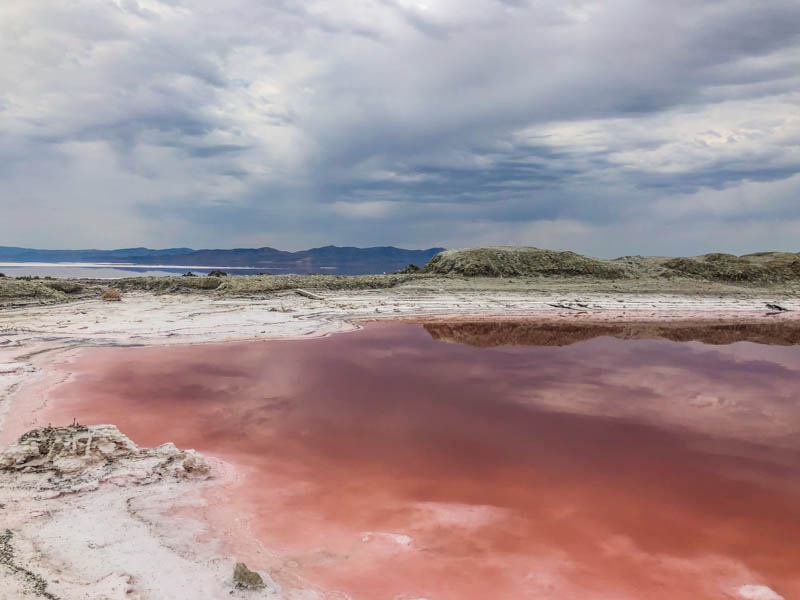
1, 0, 799, 251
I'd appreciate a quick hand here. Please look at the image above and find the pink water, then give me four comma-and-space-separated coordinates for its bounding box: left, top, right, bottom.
18, 321, 800, 599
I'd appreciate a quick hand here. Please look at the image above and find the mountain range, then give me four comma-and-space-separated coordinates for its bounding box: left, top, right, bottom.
0, 245, 445, 275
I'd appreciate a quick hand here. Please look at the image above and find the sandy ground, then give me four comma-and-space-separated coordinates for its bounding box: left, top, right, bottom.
1, 288, 799, 599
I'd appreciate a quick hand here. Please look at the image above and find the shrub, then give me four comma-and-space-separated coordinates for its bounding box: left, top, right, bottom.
101, 288, 122, 301
207, 270, 227, 277
43, 280, 83, 294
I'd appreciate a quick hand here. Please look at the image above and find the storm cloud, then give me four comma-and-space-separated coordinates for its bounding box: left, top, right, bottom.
1, 0, 799, 254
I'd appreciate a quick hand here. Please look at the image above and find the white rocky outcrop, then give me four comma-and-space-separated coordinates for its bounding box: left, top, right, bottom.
0, 423, 210, 495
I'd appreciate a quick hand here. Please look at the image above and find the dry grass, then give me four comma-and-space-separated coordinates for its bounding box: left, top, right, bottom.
423, 247, 800, 285
109, 273, 427, 296
113, 276, 225, 294
0, 278, 67, 305
661, 252, 800, 283
41, 280, 83, 294
424, 247, 627, 278
216, 273, 420, 295
101, 288, 122, 301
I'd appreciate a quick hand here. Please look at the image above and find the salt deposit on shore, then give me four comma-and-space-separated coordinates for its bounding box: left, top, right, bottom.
1, 289, 798, 599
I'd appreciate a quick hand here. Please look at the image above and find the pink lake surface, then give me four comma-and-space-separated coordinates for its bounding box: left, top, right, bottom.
16, 321, 800, 599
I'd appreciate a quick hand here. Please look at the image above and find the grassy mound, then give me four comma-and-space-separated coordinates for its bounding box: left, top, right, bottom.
114, 276, 226, 293
662, 252, 800, 283
0, 278, 68, 305
216, 273, 417, 295
111, 273, 420, 295
424, 247, 626, 279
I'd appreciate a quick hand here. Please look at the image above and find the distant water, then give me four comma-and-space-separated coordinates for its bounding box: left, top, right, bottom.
0, 263, 280, 278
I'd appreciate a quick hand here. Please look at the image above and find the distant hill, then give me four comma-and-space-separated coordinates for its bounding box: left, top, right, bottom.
423, 246, 800, 283
0, 247, 195, 262
0, 245, 445, 275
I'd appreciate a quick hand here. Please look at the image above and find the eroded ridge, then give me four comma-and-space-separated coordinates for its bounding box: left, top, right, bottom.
0, 423, 210, 494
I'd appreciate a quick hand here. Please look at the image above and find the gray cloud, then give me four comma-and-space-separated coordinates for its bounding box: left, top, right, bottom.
1, 0, 799, 254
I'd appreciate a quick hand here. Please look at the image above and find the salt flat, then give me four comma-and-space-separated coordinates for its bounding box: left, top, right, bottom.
1, 289, 798, 599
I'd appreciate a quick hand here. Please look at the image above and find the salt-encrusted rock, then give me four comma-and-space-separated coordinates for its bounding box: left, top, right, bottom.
0, 423, 211, 494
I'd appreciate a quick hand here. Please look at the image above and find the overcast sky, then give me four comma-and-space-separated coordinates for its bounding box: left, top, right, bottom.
1, 0, 799, 255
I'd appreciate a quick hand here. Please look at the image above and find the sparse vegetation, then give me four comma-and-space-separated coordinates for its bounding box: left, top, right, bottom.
217, 273, 421, 295
0, 278, 68, 305
42, 280, 82, 294
110, 273, 422, 295
207, 270, 227, 277
424, 247, 627, 278
114, 276, 225, 293
661, 252, 800, 284
422, 247, 800, 285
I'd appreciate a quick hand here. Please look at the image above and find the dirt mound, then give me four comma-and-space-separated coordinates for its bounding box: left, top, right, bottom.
661, 252, 800, 283
424, 247, 626, 279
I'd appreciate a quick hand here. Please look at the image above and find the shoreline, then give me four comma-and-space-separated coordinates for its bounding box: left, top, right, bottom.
2, 290, 799, 598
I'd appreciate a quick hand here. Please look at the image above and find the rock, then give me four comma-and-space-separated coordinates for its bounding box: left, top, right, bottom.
233, 562, 265, 590
0, 424, 211, 493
